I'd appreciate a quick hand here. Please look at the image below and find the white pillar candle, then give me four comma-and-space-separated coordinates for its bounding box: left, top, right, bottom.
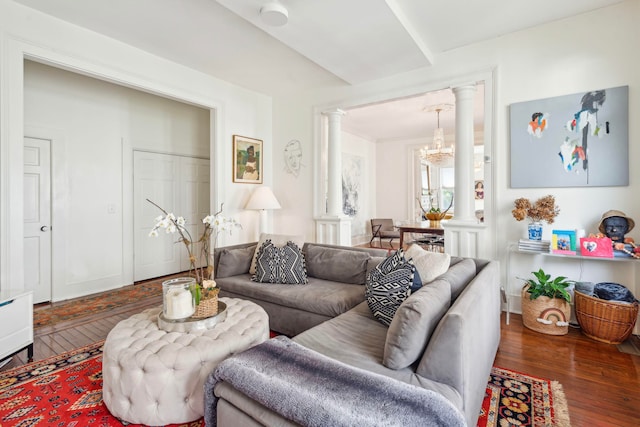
165, 287, 194, 319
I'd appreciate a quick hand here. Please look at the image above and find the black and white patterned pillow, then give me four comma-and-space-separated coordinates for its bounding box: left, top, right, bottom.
365, 249, 414, 326
252, 240, 308, 284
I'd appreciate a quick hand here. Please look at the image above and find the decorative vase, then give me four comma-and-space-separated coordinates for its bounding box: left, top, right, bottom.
528, 222, 543, 240
162, 277, 196, 320
521, 286, 570, 335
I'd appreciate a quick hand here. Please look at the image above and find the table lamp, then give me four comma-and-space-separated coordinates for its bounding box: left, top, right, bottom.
245, 186, 281, 235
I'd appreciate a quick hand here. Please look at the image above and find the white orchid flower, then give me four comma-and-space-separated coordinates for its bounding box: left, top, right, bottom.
202, 215, 213, 225
148, 229, 159, 237
167, 213, 176, 221
166, 224, 177, 233
177, 217, 186, 227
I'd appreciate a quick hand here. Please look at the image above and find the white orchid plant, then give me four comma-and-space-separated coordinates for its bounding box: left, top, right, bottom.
147, 199, 241, 288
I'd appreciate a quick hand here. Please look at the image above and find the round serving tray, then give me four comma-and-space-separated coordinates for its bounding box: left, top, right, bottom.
157, 301, 227, 333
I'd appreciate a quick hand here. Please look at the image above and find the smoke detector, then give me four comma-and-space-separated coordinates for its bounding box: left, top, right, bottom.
260, 1, 288, 26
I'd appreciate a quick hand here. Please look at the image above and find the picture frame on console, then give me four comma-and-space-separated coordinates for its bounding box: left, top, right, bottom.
233, 135, 263, 184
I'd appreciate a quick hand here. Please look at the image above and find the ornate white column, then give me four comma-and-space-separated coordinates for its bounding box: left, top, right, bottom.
444, 84, 485, 258
315, 109, 351, 245
325, 109, 345, 216
452, 85, 476, 223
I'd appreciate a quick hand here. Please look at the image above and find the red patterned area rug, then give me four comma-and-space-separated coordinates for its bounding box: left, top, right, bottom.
477, 366, 571, 427
0, 342, 568, 427
0, 341, 202, 427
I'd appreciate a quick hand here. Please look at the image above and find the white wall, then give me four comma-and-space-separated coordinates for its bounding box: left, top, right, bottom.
272, 1, 640, 306
24, 61, 210, 300
0, 0, 272, 297
341, 131, 376, 245
375, 137, 421, 222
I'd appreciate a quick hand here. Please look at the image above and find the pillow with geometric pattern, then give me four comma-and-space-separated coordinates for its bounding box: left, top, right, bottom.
252, 240, 308, 284
365, 249, 414, 326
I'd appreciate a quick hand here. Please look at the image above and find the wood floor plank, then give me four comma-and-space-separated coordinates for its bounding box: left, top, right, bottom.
494, 313, 639, 427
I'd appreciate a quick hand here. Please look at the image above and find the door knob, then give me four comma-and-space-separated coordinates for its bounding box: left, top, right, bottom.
40, 226, 49, 232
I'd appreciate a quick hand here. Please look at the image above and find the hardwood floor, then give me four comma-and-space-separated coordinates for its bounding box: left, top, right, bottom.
494, 315, 640, 427
2, 288, 162, 369
2, 276, 639, 426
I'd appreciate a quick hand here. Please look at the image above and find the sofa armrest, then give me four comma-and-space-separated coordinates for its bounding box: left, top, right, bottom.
416, 260, 501, 427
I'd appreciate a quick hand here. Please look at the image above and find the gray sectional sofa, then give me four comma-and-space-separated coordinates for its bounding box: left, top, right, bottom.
210, 241, 501, 427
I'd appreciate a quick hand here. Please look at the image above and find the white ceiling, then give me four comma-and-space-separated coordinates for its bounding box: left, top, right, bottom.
341, 85, 485, 143
13, 0, 624, 141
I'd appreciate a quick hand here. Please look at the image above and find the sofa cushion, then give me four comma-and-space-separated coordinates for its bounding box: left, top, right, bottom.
438, 258, 477, 301
253, 240, 308, 284
216, 244, 257, 278
304, 244, 370, 285
365, 249, 414, 326
368, 254, 427, 295
383, 279, 451, 369
366, 256, 386, 285
217, 275, 365, 318
293, 302, 463, 408
250, 233, 305, 275
405, 244, 451, 284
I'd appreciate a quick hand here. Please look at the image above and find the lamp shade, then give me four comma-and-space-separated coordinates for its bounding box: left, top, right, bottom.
245, 186, 281, 210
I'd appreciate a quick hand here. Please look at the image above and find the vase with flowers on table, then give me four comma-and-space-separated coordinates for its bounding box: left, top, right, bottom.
511, 195, 560, 241
147, 199, 241, 324
416, 196, 453, 228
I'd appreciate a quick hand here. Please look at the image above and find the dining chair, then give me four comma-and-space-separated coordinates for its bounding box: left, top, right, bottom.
369, 219, 400, 248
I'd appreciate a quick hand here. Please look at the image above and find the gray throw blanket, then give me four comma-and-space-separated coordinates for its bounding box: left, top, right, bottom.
204, 336, 466, 427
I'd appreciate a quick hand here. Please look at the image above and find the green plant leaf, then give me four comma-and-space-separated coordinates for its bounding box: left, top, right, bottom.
190, 283, 202, 305
525, 268, 572, 303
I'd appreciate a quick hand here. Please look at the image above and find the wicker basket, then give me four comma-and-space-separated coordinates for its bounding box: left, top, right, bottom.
192, 287, 220, 319
575, 290, 639, 344
521, 286, 571, 335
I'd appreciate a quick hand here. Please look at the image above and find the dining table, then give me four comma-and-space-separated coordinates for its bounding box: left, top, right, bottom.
397, 221, 445, 248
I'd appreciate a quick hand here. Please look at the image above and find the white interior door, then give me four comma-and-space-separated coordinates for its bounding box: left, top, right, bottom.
133, 151, 210, 281
180, 157, 211, 272
24, 137, 52, 303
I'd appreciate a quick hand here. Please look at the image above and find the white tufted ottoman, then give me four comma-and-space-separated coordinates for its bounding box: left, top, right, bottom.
102, 297, 269, 425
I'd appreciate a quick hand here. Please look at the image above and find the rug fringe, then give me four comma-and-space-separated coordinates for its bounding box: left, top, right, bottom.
550, 380, 572, 427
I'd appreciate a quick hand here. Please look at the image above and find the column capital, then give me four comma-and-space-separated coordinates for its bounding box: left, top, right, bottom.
451, 83, 477, 93
322, 108, 346, 117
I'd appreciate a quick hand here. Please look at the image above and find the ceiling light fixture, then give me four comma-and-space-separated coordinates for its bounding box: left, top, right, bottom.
420, 104, 454, 168
260, 1, 289, 27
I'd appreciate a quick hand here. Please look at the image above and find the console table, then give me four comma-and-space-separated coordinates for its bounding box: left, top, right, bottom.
0, 290, 33, 363
505, 242, 640, 334
397, 222, 444, 248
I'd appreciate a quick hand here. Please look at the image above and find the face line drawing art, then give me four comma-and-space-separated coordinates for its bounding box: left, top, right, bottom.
284, 139, 303, 177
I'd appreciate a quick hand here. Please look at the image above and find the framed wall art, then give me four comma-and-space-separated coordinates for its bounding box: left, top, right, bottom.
510, 85, 628, 188
233, 135, 263, 184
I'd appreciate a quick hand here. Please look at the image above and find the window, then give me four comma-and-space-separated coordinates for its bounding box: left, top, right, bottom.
440, 167, 454, 212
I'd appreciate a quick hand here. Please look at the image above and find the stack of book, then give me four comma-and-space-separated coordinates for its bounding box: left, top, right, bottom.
518, 239, 550, 252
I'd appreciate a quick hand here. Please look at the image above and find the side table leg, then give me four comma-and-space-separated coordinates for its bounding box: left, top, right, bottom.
27, 344, 34, 362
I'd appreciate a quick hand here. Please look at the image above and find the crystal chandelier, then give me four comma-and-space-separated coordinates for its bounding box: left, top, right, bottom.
420, 107, 454, 167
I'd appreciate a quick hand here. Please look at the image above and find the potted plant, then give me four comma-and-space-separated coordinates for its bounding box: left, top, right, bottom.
521, 268, 573, 335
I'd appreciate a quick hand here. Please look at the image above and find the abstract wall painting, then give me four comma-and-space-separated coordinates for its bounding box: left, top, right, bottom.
510, 86, 628, 188
342, 153, 362, 217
